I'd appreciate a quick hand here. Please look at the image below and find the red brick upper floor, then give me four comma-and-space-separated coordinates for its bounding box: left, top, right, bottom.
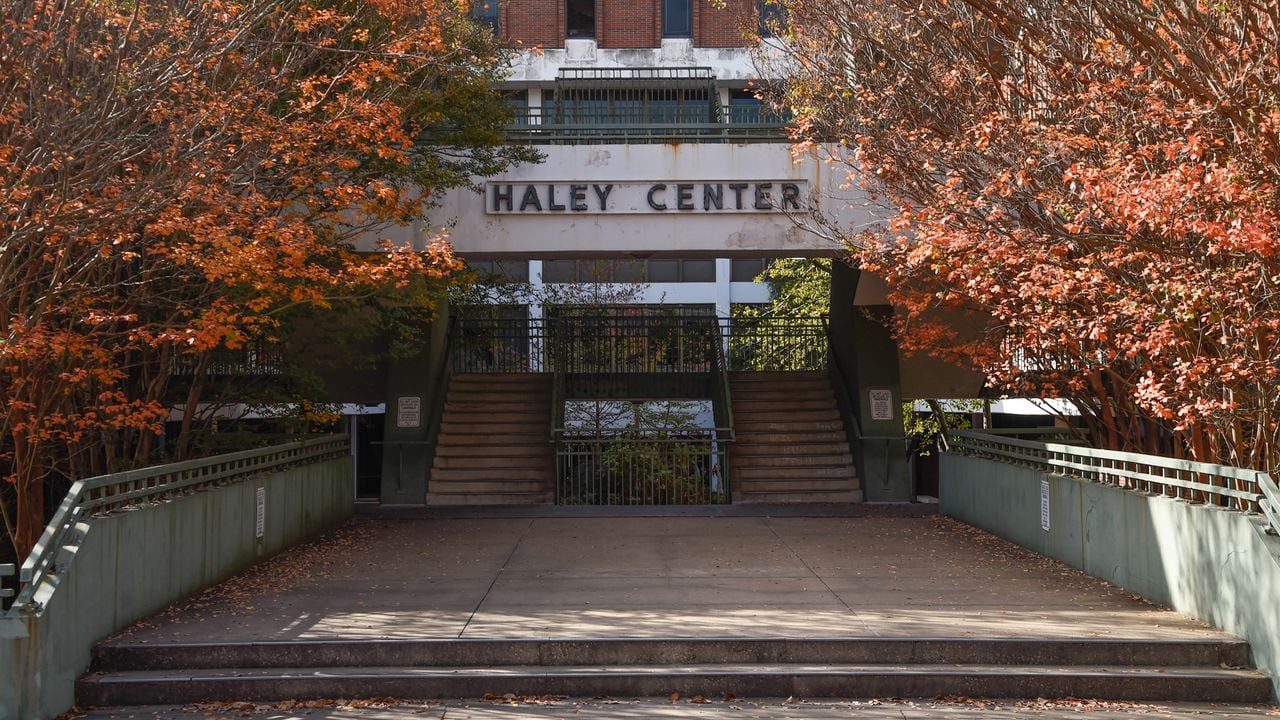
474, 0, 774, 50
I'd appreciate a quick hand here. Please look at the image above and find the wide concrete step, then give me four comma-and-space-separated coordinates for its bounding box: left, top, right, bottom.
735, 465, 859, 480
733, 442, 850, 456
435, 443, 551, 457
735, 420, 845, 434
76, 663, 1271, 706
429, 468, 551, 482
734, 399, 838, 412
734, 408, 842, 422
445, 389, 550, 399
734, 453, 854, 468
89, 637, 1255, 671
442, 409, 549, 422
735, 490, 864, 503
444, 400, 549, 411
733, 431, 847, 444
737, 384, 834, 394
428, 479, 549, 494
736, 479, 859, 493
426, 492, 551, 506
449, 373, 553, 383
440, 422, 549, 434
728, 371, 826, 382
432, 455, 551, 470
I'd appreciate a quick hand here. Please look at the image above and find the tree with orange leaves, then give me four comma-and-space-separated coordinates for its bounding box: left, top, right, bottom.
770, 0, 1280, 474
0, 0, 535, 560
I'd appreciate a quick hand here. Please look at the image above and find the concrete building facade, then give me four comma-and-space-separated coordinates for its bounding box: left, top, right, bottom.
364, 0, 960, 508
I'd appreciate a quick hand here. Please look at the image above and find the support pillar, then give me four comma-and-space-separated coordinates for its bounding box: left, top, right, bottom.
829, 262, 912, 502
379, 302, 450, 505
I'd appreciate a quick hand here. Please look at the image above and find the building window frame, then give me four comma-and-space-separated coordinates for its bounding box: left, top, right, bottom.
663, 0, 692, 38
758, 0, 785, 37
566, 0, 596, 38
471, 0, 500, 33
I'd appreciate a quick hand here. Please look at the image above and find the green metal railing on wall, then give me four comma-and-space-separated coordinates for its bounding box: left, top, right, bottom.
7, 435, 349, 613
948, 430, 1280, 536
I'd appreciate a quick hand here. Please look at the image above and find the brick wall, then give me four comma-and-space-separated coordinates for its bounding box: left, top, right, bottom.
598, 0, 659, 48
503, 0, 754, 50
504, 0, 565, 48
694, 0, 752, 48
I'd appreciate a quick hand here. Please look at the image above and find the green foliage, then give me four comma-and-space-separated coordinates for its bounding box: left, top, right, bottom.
737, 258, 831, 318
903, 400, 978, 456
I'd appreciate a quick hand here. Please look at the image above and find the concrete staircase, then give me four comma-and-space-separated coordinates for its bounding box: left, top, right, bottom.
729, 371, 862, 503
78, 637, 1272, 705
426, 373, 553, 505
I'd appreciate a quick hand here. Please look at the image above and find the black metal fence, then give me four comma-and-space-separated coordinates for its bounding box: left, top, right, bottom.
452, 314, 829, 373
452, 314, 724, 374
725, 315, 828, 371
556, 430, 729, 505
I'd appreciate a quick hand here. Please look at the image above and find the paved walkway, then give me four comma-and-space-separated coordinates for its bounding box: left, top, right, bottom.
118, 513, 1223, 643
81, 697, 1280, 719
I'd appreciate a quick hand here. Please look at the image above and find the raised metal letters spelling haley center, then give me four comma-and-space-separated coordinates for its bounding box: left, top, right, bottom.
485, 181, 807, 214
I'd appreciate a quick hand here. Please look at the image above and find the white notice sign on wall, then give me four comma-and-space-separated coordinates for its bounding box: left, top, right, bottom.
869, 389, 894, 422
1040, 479, 1051, 531
397, 396, 422, 429
255, 487, 266, 539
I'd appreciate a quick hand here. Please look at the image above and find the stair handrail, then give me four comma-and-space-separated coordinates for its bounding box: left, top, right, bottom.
821, 315, 865, 443
710, 317, 736, 443
549, 314, 567, 441
421, 314, 458, 467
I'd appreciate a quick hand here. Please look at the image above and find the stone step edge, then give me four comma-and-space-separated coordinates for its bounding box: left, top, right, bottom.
91, 637, 1253, 671
76, 664, 1272, 706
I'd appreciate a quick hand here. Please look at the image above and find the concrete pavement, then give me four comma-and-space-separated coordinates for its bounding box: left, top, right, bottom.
115, 513, 1223, 643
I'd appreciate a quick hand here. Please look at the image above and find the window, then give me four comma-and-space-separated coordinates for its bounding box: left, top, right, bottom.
542, 260, 642, 283
644, 260, 715, 283
663, 0, 691, 37
731, 259, 767, 282
758, 0, 785, 37
466, 260, 530, 282
471, 0, 499, 33
681, 259, 715, 282
567, 0, 595, 37
542, 260, 576, 283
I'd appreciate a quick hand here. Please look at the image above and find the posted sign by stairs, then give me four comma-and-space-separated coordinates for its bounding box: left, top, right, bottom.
1040, 479, 1051, 531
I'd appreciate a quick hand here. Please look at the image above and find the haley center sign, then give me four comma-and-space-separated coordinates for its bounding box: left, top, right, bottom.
485, 180, 809, 215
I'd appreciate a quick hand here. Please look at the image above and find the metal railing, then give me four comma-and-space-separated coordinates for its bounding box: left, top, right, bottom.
170, 345, 284, 377
725, 315, 828, 371
504, 115, 790, 144
453, 314, 832, 374
822, 316, 865, 461
9, 435, 349, 613
556, 314, 717, 374
453, 316, 545, 373
454, 315, 724, 375
949, 430, 1280, 535
555, 429, 730, 505
709, 320, 735, 441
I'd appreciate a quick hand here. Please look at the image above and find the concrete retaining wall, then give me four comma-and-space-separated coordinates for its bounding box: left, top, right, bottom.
0, 456, 353, 720
941, 453, 1280, 698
